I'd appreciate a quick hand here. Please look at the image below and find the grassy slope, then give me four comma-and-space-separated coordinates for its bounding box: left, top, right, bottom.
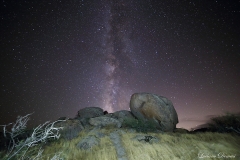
1, 127, 240, 160
122, 131, 240, 160
40, 128, 240, 160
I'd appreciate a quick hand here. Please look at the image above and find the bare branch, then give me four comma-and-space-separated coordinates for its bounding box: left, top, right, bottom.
1, 113, 65, 160
0, 123, 12, 137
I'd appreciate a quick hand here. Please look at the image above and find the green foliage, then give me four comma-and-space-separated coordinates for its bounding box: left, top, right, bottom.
208, 112, 240, 134
122, 117, 158, 133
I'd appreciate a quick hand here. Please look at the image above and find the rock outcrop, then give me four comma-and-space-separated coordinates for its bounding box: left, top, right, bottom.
76, 126, 105, 150
89, 116, 122, 128
130, 93, 178, 132
77, 107, 104, 118
110, 131, 128, 160
55, 119, 84, 140
113, 110, 135, 121
76, 107, 104, 127
76, 135, 99, 150
103, 110, 136, 123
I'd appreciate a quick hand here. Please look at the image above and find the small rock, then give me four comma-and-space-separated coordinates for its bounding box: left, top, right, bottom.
76, 135, 99, 150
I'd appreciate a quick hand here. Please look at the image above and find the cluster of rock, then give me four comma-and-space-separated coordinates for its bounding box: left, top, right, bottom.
55, 92, 179, 159
57, 93, 178, 136
57, 92, 179, 134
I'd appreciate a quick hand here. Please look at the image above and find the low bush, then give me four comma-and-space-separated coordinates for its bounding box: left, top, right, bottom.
207, 112, 240, 134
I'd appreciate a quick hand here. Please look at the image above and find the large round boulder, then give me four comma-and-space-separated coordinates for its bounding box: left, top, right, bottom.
130, 93, 178, 132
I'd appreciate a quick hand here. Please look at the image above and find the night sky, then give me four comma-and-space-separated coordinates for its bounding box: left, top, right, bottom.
1, 0, 239, 130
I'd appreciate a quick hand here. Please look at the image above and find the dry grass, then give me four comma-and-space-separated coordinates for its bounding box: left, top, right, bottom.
39, 128, 118, 160
122, 131, 240, 160
1, 128, 240, 160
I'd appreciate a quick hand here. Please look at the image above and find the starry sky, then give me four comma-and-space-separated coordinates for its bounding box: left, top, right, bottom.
1, 0, 239, 130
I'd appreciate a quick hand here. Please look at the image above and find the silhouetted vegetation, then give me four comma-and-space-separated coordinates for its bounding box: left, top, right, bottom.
0, 114, 64, 159
207, 112, 240, 134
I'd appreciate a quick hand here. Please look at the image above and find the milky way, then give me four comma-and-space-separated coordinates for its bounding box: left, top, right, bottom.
99, 1, 136, 112
1, 0, 239, 130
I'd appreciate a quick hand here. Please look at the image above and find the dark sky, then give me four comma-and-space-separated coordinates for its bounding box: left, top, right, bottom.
1, 0, 239, 130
